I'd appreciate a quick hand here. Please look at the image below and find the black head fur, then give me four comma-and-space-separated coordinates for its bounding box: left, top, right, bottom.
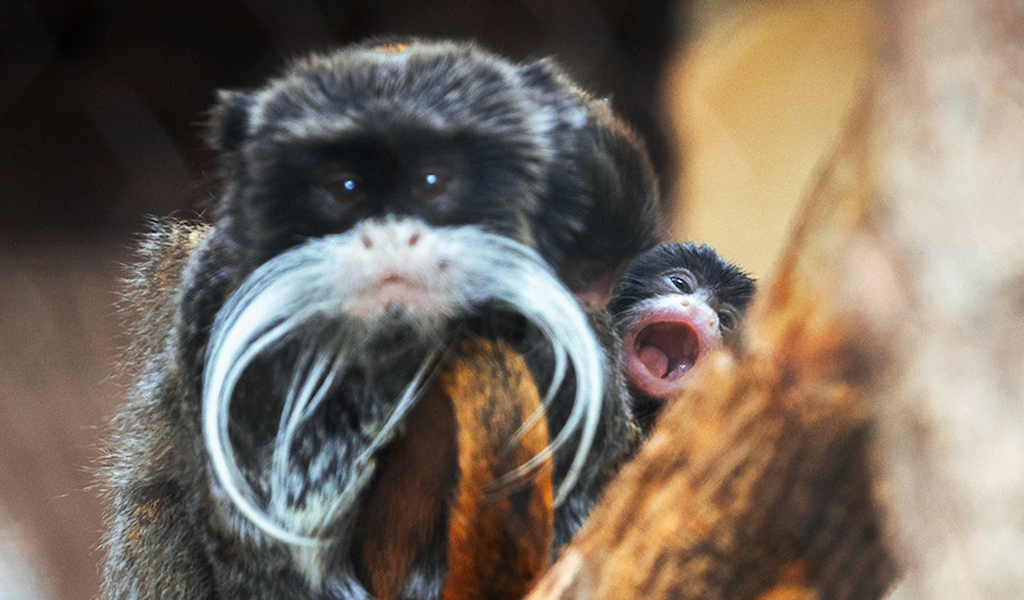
205, 38, 659, 286
608, 242, 756, 318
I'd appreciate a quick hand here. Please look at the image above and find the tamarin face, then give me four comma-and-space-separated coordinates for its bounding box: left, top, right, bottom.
208, 40, 658, 285
192, 39, 659, 580
609, 243, 755, 430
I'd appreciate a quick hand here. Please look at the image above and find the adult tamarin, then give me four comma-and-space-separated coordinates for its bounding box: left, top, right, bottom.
609, 242, 755, 432
102, 39, 659, 600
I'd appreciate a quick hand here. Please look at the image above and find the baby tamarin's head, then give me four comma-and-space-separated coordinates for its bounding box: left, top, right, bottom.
194, 40, 659, 550
610, 242, 755, 431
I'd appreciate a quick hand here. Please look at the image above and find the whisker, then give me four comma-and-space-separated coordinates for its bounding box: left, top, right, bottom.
309, 347, 442, 537
202, 223, 605, 548
447, 230, 604, 504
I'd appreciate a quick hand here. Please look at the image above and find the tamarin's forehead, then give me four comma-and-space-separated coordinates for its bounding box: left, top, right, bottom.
245, 41, 558, 147
626, 244, 722, 280
256, 42, 515, 113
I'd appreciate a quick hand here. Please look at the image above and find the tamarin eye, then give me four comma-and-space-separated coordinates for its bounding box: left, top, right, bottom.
330, 174, 363, 204
412, 170, 448, 200
669, 276, 693, 294
718, 310, 736, 330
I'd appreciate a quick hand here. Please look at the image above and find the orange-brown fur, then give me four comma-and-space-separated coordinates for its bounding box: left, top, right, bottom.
354, 337, 553, 600
440, 338, 553, 600
353, 385, 459, 600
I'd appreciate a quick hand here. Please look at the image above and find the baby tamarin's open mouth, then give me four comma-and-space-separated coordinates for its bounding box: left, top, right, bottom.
633, 321, 700, 381
622, 306, 721, 399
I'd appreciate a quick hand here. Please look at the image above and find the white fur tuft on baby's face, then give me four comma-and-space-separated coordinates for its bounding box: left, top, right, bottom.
202, 218, 604, 553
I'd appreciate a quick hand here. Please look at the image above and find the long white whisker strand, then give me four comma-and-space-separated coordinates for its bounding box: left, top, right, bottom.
546, 348, 569, 407
268, 350, 314, 511
284, 353, 335, 439
309, 348, 441, 537
204, 242, 345, 546
270, 351, 339, 519
359, 349, 441, 464
449, 230, 604, 505
501, 348, 567, 462
207, 318, 322, 546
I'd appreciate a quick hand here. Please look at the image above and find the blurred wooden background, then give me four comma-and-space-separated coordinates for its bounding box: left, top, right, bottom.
0, 1, 872, 598
670, 0, 874, 279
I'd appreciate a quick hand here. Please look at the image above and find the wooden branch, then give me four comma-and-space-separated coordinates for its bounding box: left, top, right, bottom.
527, 104, 896, 600
867, 1, 1024, 597
526, 0, 1024, 598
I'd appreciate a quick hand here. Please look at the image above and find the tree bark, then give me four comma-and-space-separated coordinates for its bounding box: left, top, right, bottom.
525, 0, 1024, 598
526, 104, 897, 600
867, 2, 1024, 598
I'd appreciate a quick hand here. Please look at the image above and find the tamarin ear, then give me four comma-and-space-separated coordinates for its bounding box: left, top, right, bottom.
206, 90, 254, 156
205, 90, 254, 220
521, 59, 662, 310
569, 98, 662, 308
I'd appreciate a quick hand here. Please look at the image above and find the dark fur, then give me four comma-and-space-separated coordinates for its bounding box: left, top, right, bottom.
102, 40, 658, 600
609, 243, 754, 317
609, 242, 755, 431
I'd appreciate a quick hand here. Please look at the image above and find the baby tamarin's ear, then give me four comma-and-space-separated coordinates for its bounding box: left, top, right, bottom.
518, 59, 661, 309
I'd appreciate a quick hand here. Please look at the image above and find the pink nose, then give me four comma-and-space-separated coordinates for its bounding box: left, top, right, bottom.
358, 221, 424, 250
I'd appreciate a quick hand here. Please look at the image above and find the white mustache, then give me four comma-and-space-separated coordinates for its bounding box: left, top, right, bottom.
202, 220, 605, 546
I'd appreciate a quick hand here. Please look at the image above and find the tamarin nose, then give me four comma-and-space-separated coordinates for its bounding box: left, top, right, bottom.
356, 218, 427, 250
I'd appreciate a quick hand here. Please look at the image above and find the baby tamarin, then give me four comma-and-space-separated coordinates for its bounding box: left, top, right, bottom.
609, 242, 755, 432
102, 39, 658, 600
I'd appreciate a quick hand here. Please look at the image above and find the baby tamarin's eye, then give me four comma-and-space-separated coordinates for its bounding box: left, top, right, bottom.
668, 274, 694, 294
412, 169, 449, 201
718, 308, 738, 331
329, 173, 364, 204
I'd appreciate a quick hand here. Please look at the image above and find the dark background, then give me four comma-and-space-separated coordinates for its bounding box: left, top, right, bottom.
0, 2, 682, 599
0, 0, 680, 239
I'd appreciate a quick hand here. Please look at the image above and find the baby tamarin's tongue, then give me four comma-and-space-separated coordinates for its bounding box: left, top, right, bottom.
638, 345, 669, 378
634, 321, 700, 383
354, 338, 553, 600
